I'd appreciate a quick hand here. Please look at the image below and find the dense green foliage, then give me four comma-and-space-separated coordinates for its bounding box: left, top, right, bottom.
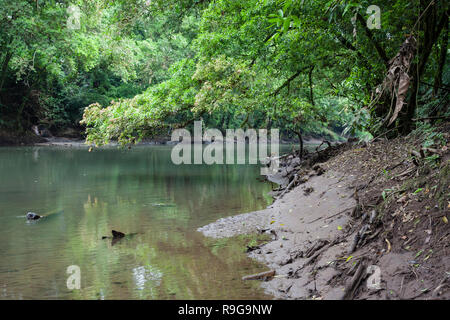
0, 0, 199, 133
1, 0, 448, 145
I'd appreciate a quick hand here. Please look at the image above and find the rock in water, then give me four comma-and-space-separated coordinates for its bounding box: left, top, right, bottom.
112, 230, 125, 238
26, 212, 41, 220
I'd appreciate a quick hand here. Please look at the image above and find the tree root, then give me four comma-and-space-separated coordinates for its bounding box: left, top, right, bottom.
342, 258, 367, 300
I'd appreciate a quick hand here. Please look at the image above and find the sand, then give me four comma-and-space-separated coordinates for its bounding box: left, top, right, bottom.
198, 169, 359, 299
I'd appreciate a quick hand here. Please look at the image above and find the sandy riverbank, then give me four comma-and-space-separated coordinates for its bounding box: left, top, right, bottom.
199, 167, 358, 299
198, 131, 450, 300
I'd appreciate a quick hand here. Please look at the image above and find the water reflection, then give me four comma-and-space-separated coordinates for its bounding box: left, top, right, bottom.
132, 265, 162, 297
0, 146, 274, 299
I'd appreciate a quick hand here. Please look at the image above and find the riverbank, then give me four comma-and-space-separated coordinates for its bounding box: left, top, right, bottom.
0, 126, 340, 148
199, 124, 450, 300
0, 130, 47, 146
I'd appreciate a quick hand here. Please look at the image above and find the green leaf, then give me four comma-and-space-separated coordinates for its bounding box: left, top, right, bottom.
282, 17, 291, 33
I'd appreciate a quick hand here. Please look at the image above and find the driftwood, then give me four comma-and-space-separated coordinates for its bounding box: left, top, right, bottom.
432, 275, 450, 298
303, 239, 337, 267
242, 270, 276, 281
288, 239, 340, 279
394, 167, 416, 178
316, 140, 332, 152
342, 259, 367, 300
304, 239, 328, 258
349, 210, 378, 253
279, 174, 299, 198
308, 206, 354, 224
266, 141, 349, 199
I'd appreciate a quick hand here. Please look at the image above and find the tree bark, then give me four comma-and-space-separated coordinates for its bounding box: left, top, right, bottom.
294, 129, 304, 159
0, 51, 13, 93
433, 16, 448, 97
401, 6, 449, 134
308, 66, 315, 106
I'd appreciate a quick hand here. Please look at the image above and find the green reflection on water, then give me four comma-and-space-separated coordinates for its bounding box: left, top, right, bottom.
0, 145, 275, 300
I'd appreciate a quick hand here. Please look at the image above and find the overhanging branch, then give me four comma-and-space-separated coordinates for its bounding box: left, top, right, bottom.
270, 66, 310, 97
356, 12, 389, 66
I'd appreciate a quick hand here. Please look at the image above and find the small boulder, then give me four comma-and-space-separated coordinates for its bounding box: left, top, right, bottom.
26, 212, 41, 220
112, 230, 125, 238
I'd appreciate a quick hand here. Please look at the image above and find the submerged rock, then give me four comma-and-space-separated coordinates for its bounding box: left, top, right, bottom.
102, 230, 137, 246
112, 230, 125, 238
26, 212, 41, 220
102, 230, 126, 239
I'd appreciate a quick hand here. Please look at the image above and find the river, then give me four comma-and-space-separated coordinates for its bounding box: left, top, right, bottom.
0, 145, 277, 299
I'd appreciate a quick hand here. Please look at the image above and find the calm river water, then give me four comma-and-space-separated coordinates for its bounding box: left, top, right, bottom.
0, 145, 277, 299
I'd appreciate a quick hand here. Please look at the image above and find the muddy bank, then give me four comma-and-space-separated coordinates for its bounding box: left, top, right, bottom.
0, 130, 47, 146
199, 167, 358, 299
1, 126, 336, 148
199, 127, 450, 300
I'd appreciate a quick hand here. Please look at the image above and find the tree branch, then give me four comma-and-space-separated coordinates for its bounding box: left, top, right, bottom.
335, 32, 371, 70
356, 12, 389, 66
270, 66, 310, 97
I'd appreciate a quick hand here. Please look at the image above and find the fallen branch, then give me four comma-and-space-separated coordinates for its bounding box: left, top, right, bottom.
342, 259, 367, 300
304, 239, 329, 258
279, 174, 299, 199
316, 140, 332, 152
393, 167, 416, 178
303, 239, 339, 267
349, 211, 377, 253
242, 270, 276, 281
308, 206, 355, 224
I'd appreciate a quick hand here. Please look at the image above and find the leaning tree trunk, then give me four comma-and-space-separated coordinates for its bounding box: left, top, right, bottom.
369, 4, 448, 135
401, 5, 448, 134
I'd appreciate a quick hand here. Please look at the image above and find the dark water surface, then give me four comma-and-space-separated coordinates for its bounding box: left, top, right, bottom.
0, 145, 275, 299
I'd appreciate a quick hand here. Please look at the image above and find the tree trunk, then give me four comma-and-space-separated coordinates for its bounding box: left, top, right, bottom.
308, 66, 315, 106
433, 17, 448, 97
0, 51, 13, 94
295, 130, 304, 159
401, 6, 448, 134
